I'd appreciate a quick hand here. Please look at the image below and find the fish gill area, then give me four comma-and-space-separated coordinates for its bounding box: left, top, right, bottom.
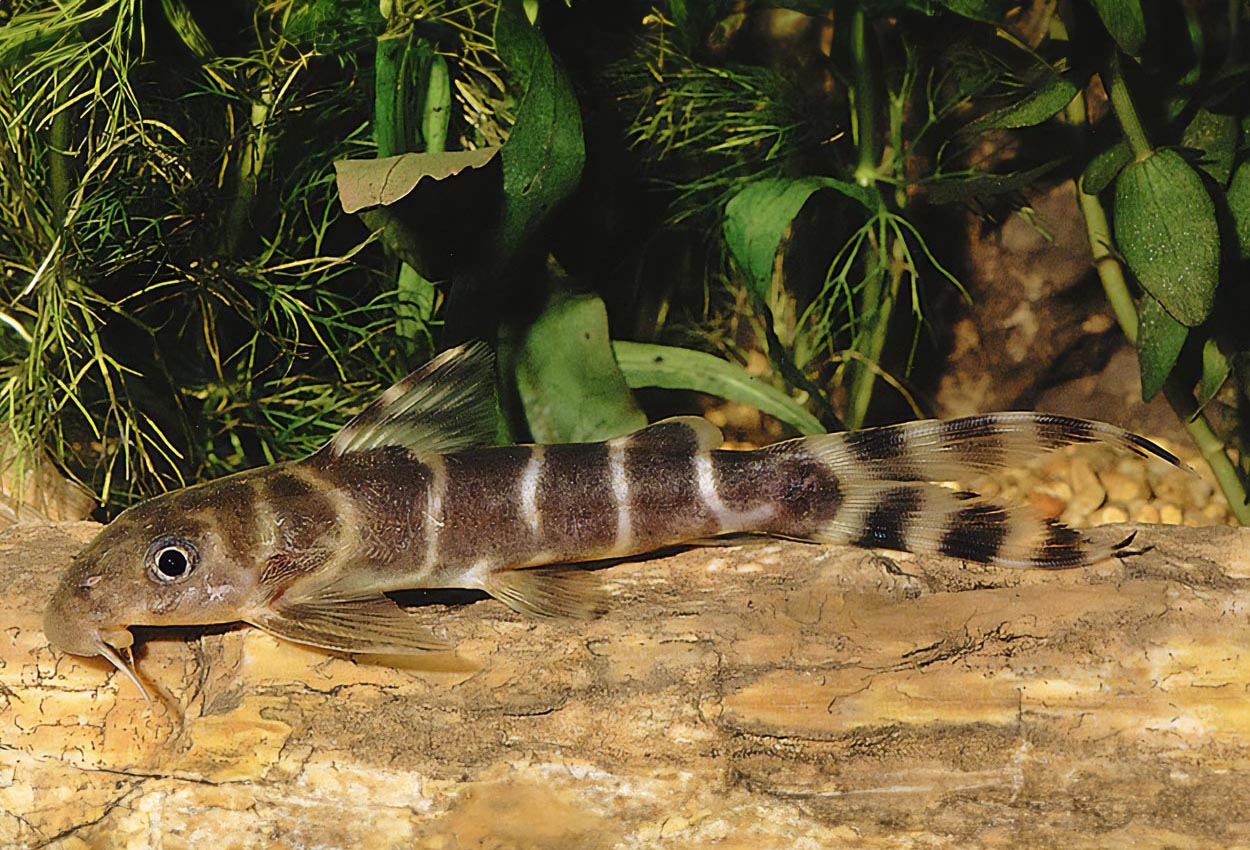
2, 515, 1250, 848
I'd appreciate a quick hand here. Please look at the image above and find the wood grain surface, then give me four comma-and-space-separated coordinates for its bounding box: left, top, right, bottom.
4, 521, 1249, 849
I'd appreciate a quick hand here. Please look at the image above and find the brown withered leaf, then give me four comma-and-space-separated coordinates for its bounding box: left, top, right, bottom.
334, 148, 500, 214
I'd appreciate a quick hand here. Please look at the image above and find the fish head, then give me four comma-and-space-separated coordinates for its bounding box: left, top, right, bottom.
44, 476, 271, 696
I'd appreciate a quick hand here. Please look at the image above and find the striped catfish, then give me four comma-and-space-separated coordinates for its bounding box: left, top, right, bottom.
43, 342, 1183, 701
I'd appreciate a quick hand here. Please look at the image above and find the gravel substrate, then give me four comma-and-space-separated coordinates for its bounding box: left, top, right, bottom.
972, 438, 1235, 529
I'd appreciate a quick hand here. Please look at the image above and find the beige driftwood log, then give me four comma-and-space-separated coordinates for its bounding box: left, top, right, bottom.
3, 520, 1250, 848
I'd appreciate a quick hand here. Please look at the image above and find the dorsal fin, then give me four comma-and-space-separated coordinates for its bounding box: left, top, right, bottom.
323, 341, 499, 458
609, 416, 723, 453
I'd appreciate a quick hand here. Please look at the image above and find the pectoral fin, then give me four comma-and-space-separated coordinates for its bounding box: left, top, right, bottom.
249, 595, 450, 655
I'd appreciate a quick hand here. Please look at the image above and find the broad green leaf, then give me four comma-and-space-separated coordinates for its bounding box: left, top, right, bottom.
1137, 295, 1187, 402
495, 0, 586, 255
965, 72, 1080, 132
422, 54, 452, 155
1090, 0, 1146, 57
374, 35, 438, 159
1197, 337, 1231, 412
1228, 160, 1250, 259
335, 149, 500, 213
723, 177, 875, 302
1181, 109, 1239, 186
1114, 149, 1219, 326
613, 342, 826, 436
514, 293, 646, 443
1080, 140, 1131, 195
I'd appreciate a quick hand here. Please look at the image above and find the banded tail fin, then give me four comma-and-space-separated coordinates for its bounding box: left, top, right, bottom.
808, 481, 1133, 568
798, 412, 1186, 483
763, 411, 1183, 568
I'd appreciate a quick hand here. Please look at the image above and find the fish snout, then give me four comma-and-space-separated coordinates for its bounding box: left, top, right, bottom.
43, 588, 104, 656
42, 578, 133, 658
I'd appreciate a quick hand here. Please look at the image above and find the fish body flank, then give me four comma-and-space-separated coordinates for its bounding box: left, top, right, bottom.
42, 341, 1185, 700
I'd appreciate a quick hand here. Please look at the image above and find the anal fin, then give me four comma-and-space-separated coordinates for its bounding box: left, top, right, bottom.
486, 567, 607, 619
249, 595, 450, 655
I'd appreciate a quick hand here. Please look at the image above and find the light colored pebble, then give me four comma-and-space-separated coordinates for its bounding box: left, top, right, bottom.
1159, 504, 1184, 525
661, 816, 690, 837
1201, 501, 1230, 521
1089, 505, 1129, 525
1028, 492, 1066, 520
1153, 471, 1202, 505
1186, 476, 1215, 506
1099, 469, 1149, 503
1064, 458, 1105, 518
1039, 479, 1075, 504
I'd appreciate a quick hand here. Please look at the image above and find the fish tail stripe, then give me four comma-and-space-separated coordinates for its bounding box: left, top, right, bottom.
793, 412, 1184, 483
937, 501, 1010, 562
1032, 414, 1095, 448
844, 425, 911, 465
850, 485, 923, 552
805, 480, 1109, 568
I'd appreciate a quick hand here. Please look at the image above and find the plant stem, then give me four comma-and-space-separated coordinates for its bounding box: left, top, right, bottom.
1103, 52, 1153, 162
222, 84, 270, 259
49, 109, 72, 224
844, 228, 897, 431
1066, 94, 1250, 524
843, 5, 890, 429
850, 6, 876, 187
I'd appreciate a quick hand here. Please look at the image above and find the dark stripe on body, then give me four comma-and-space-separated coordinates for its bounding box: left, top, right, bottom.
748, 446, 845, 537
163, 474, 261, 555
305, 447, 430, 561
628, 421, 704, 453
535, 443, 620, 559
854, 486, 922, 552
711, 452, 776, 515
263, 470, 339, 552
625, 445, 717, 547
439, 446, 535, 566
260, 548, 335, 586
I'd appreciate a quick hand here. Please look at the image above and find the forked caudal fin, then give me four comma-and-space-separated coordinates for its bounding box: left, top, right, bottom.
771, 411, 1185, 569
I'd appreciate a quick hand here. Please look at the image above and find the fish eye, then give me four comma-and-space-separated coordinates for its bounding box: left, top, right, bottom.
145, 537, 199, 584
